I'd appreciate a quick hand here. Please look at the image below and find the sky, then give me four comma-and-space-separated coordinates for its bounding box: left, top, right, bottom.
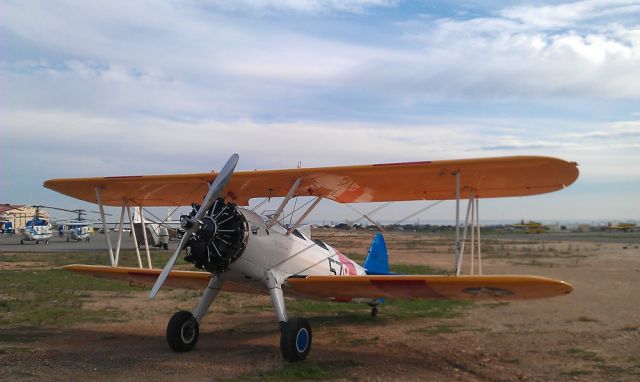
1, 0, 639, 224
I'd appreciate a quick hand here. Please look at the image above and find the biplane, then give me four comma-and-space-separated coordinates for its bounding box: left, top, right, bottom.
43, 155, 578, 362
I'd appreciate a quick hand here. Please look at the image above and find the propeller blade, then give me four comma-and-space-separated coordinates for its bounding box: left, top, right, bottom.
194, 154, 239, 220
148, 154, 239, 299
148, 232, 190, 299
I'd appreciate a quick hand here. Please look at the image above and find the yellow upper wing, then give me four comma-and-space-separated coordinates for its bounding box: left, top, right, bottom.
44, 156, 578, 206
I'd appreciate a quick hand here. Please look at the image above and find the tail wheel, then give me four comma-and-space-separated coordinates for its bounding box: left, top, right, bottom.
166, 311, 199, 352
280, 317, 312, 362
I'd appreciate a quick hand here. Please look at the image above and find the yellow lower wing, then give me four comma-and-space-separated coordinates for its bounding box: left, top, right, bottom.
286, 275, 572, 301
65, 265, 572, 301
63, 264, 263, 295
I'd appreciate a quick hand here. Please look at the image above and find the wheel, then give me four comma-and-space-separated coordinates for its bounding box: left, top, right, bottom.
36, 240, 39, 244
163, 243, 169, 250
166, 311, 199, 352
45, 239, 49, 245
66, 237, 70, 242
20, 239, 24, 245
280, 317, 312, 362
371, 306, 378, 318
77, 239, 81, 242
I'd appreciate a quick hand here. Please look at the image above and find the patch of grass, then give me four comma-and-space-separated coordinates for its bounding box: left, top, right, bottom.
258, 360, 359, 381
385, 299, 472, 319
389, 263, 449, 275
0, 250, 183, 269
0, 269, 133, 326
0, 346, 36, 354
562, 369, 593, 376
410, 324, 462, 335
483, 302, 509, 309
566, 348, 605, 363
0, 327, 54, 342
594, 363, 626, 374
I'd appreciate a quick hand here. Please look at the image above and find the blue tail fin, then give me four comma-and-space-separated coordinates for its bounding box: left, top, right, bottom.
363, 233, 394, 275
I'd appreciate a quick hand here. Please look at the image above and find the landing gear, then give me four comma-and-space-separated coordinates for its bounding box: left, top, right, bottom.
267, 270, 312, 362
67, 237, 70, 242
45, 239, 49, 245
20, 239, 24, 245
35, 240, 39, 244
371, 305, 378, 318
163, 243, 169, 250
166, 275, 222, 353
166, 311, 199, 352
281, 317, 312, 362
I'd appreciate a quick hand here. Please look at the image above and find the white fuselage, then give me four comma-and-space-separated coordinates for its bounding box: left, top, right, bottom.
221, 208, 367, 297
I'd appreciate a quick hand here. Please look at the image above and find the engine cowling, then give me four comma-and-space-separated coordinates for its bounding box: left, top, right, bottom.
182, 198, 248, 273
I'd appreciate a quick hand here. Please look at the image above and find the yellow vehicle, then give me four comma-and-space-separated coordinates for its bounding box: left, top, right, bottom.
512, 220, 548, 234
607, 222, 637, 232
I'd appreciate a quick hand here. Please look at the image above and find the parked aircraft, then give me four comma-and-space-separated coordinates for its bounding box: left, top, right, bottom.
20, 205, 52, 244
56, 209, 103, 242
44, 155, 578, 361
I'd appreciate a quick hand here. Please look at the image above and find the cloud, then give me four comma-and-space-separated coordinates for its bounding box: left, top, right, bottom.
201, 0, 398, 14
1, 1, 639, 219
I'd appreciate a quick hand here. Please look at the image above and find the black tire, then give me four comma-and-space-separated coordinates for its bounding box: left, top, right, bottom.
35, 240, 39, 244
45, 239, 49, 245
166, 311, 199, 352
371, 306, 378, 318
20, 239, 24, 245
163, 243, 169, 250
280, 317, 312, 362
66, 237, 70, 242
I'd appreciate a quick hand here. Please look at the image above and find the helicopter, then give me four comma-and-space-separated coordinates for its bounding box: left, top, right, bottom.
55, 208, 105, 242
19, 205, 53, 244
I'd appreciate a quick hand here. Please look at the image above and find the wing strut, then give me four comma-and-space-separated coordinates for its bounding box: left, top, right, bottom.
267, 177, 302, 229
287, 196, 322, 235
454, 192, 483, 275
95, 187, 115, 266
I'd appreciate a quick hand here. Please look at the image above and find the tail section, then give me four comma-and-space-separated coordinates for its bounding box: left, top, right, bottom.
363, 233, 394, 275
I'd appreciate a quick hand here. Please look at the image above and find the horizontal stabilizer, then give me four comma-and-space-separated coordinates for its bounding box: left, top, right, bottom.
286, 274, 572, 301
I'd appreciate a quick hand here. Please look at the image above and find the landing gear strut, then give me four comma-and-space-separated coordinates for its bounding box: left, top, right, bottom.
166, 275, 222, 353
267, 270, 312, 362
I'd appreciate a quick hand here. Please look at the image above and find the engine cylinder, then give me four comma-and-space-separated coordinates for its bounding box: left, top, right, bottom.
183, 198, 248, 273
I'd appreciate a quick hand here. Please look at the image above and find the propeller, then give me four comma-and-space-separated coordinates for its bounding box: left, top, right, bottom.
149, 154, 239, 299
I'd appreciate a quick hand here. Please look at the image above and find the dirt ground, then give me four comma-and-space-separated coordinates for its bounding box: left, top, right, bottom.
1, 230, 639, 381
